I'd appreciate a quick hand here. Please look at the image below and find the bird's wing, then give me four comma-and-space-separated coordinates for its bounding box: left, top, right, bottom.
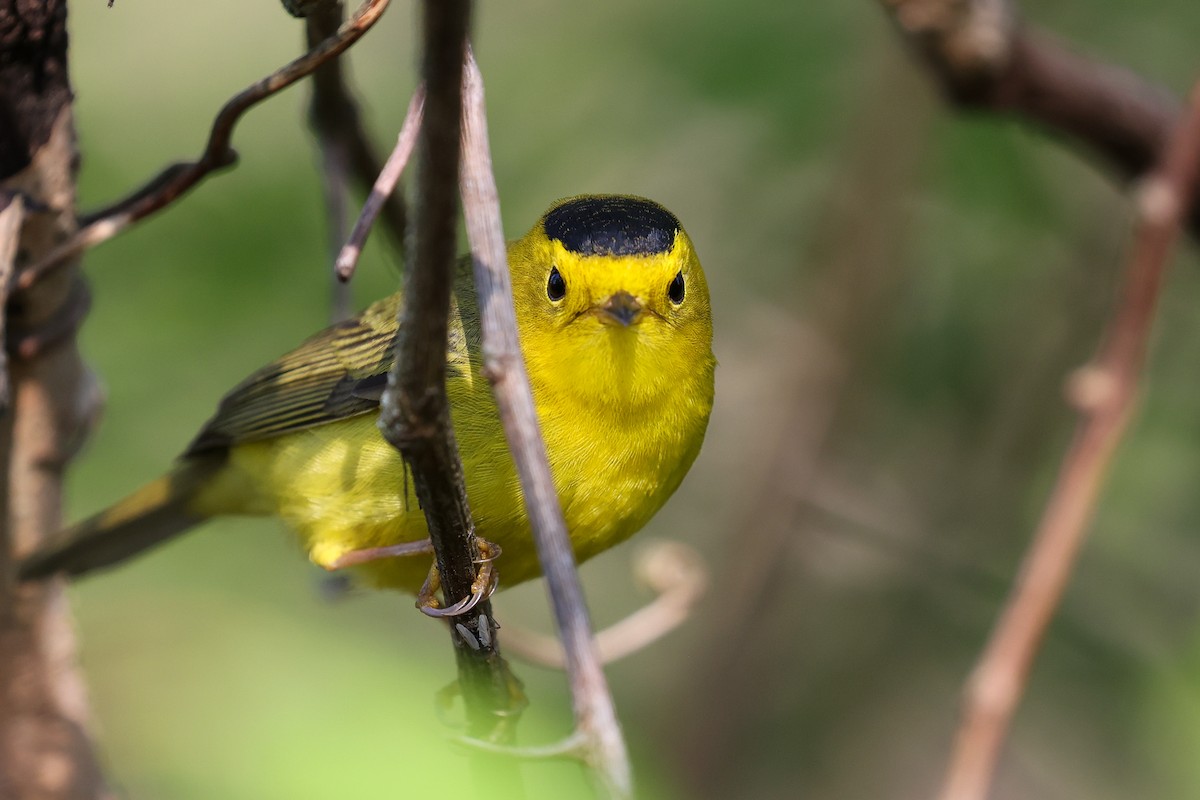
186, 293, 444, 455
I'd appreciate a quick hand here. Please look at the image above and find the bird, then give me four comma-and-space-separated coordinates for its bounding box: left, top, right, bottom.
18, 195, 716, 601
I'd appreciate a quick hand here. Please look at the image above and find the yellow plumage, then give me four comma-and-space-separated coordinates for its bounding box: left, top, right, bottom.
20, 195, 716, 593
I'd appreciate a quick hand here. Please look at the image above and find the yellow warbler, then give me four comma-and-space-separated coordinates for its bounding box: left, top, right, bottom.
20, 195, 716, 593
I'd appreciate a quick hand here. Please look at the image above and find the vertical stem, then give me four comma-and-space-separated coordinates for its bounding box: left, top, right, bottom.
0, 2, 107, 792
389, 0, 474, 627
937, 77, 1200, 800
305, 0, 408, 311
0, 195, 20, 590
459, 51, 632, 798
377, 0, 522, 756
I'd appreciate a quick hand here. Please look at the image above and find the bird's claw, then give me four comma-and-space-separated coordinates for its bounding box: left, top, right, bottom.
326, 539, 434, 570
417, 539, 501, 618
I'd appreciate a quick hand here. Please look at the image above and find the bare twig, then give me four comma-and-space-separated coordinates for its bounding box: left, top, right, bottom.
377, 1, 521, 747
307, 4, 355, 321
502, 541, 707, 669
880, 0, 1198, 234
937, 77, 1200, 800
458, 49, 632, 797
19, 0, 392, 291
382, 0, 472, 638
0, 194, 19, 416
306, 0, 409, 303
0, 190, 15, 585
0, 69, 107, 800
336, 88, 425, 282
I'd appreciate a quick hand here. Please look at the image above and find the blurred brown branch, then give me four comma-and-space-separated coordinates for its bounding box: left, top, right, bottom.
0, 195, 18, 413
880, 2, 1200, 797
20, 0, 393, 292
458, 49, 633, 797
308, 3, 354, 322
881, 0, 1197, 234
0, 1, 107, 794
937, 77, 1200, 800
502, 541, 707, 669
305, 0, 409, 319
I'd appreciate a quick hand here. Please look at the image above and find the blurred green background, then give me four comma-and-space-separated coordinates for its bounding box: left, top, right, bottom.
61, 1, 1200, 798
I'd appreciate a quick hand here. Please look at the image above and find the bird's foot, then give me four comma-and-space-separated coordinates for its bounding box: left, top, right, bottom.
417, 539, 502, 618
326, 539, 435, 570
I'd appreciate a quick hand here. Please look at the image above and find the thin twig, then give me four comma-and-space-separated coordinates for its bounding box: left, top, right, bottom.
306, 0, 409, 292
336, 88, 425, 282
502, 541, 707, 669
317, 142, 353, 321
309, 3, 409, 255
0, 195, 22, 579
937, 77, 1200, 800
458, 48, 632, 797
880, 0, 1199, 235
0, 194, 20, 418
19, 0, 392, 291
377, 1, 521, 748
306, 4, 355, 322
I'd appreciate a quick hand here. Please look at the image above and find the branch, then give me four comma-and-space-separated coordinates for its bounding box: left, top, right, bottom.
880, 0, 1198, 234
0, 194, 18, 417
0, 191, 20, 592
19, 0, 392, 291
501, 541, 707, 669
458, 49, 632, 797
307, 4, 354, 322
0, 4, 107, 786
336, 88, 425, 282
305, 0, 409, 314
937, 76, 1200, 800
376, 0, 521, 746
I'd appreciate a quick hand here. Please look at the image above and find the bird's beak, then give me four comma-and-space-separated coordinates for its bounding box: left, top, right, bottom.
597, 291, 644, 327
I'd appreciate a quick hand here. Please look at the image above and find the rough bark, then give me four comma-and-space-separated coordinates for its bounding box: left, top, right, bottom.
0, 1, 107, 797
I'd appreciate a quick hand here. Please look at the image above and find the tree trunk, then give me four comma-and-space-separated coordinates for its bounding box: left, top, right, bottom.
0, 1, 107, 797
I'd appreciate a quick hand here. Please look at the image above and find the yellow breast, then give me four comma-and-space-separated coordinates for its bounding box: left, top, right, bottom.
193, 195, 716, 594
201, 360, 710, 593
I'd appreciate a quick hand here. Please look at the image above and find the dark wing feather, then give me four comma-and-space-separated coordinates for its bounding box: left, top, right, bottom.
185, 294, 403, 455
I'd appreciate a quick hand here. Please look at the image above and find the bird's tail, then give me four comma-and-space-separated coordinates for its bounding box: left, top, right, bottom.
18, 457, 220, 581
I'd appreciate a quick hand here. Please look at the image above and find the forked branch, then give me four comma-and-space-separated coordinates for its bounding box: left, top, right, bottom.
937, 77, 1200, 800
20, 0, 392, 290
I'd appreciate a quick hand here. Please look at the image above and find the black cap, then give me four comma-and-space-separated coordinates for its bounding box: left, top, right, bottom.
544, 196, 679, 257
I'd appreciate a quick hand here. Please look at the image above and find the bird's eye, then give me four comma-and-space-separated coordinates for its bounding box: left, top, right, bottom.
668, 271, 685, 305
547, 266, 566, 301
